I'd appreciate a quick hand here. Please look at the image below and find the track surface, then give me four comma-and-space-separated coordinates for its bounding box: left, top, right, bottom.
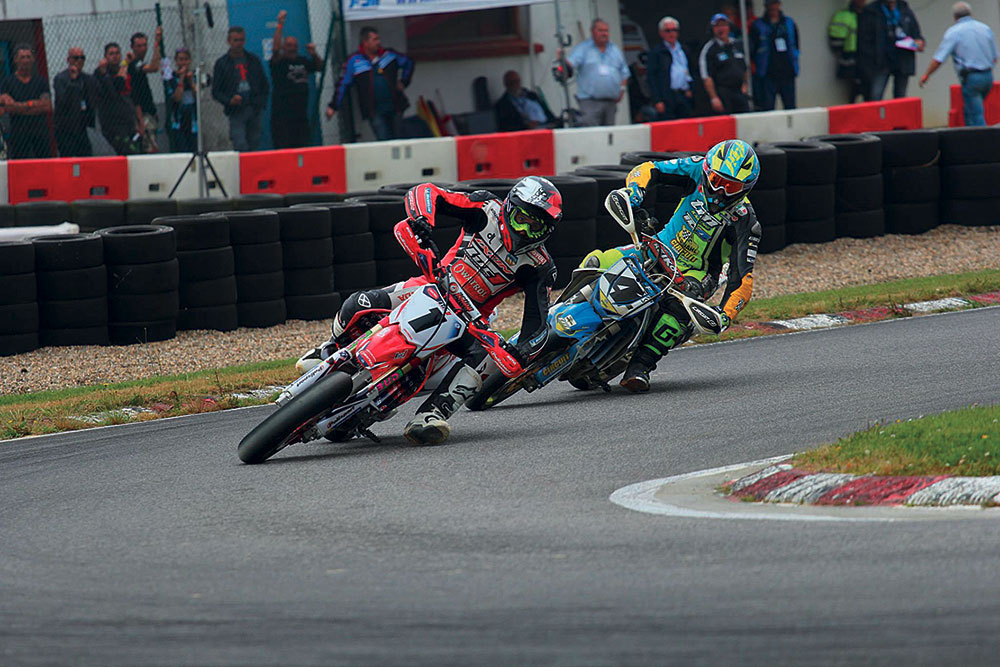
3, 308, 1000, 665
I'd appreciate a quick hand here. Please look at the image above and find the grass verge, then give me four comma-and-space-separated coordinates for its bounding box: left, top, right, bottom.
1, 268, 998, 440
792, 404, 1000, 477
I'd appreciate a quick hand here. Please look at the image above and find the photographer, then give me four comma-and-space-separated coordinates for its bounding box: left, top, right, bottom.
94, 42, 143, 155
163, 47, 198, 152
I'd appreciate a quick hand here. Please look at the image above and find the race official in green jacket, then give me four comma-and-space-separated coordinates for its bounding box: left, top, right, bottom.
828, 0, 866, 102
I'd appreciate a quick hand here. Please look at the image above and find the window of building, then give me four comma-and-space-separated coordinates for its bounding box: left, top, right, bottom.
405, 8, 540, 61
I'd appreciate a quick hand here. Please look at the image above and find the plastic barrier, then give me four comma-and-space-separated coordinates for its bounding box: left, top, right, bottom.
827, 97, 922, 134
736, 107, 829, 144
947, 83, 1000, 127
0, 160, 6, 205
554, 124, 650, 172
343, 137, 457, 191
239, 145, 347, 194
127, 151, 241, 199
455, 129, 555, 180
648, 116, 736, 152
7, 156, 129, 204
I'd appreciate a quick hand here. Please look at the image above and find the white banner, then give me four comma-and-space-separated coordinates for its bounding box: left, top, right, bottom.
343, 0, 545, 22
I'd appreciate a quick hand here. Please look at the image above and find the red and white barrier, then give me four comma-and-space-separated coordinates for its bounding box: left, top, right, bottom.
828, 97, 922, 134
8, 156, 128, 204
947, 83, 1000, 127
343, 137, 457, 191
554, 124, 649, 173
455, 129, 555, 180
649, 116, 737, 152
239, 145, 347, 195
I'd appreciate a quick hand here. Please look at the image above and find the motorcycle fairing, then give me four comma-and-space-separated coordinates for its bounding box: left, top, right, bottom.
392, 286, 466, 355
593, 255, 662, 317
548, 300, 604, 339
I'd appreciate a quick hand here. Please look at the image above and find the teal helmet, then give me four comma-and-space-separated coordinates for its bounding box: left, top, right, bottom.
701, 139, 760, 214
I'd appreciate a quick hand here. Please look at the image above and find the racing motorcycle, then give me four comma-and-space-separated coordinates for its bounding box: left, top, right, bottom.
465, 189, 727, 411
237, 220, 523, 464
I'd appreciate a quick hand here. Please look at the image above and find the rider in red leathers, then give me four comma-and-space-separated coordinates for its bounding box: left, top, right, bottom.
297, 176, 563, 445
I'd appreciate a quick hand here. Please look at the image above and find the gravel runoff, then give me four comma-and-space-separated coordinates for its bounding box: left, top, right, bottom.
2, 224, 997, 395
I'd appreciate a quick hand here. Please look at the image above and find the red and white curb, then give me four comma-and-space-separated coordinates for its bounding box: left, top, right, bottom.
749, 291, 1000, 332
728, 463, 1000, 507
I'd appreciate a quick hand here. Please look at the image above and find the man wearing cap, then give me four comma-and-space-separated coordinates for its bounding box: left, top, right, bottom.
647, 16, 694, 120
699, 13, 749, 114
919, 2, 997, 127
750, 0, 800, 110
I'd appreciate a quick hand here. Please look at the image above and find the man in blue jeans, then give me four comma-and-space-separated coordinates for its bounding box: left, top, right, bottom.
920, 2, 998, 127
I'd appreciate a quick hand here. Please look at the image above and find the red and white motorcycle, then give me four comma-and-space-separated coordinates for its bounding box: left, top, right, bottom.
237, 220, 523, 464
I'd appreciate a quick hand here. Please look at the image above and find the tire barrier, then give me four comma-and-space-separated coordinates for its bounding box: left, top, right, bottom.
224, 210, 286, 329
71, 199, 126, 233
155, 214, 237, 332
126, 198, 178, 227
870, 129, 941, 235
277, 207, 340, 320
937, 127, 1000, 227
0, 204, 14, 228
232, 193, 287, 210
761, 141, 837, 244
749, 144, 788, 254
30, 233, 109, 347
15, 201, 72, 228
808, 134, 884, 239
176, 198, 233, 216
0, 241, 39, 356
100, 225, 179, 344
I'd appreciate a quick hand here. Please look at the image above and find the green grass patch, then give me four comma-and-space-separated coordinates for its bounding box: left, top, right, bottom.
792, 404, 1000, 476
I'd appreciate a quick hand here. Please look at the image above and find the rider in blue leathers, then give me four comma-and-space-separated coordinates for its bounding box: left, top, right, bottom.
582, 139, 762, 392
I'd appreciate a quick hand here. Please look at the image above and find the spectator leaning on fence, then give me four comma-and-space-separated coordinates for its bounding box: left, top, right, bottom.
126, 27, 163, 153
0, 44, 53, 159
53, 47, 97, 158
750, 0, 799, 111
559, 18, 629, 127
94, 42, 142, 155
494, 70, 558, 131
270, 10, 322, 149
163, 47, 198, 152
858, 0, 924, 101
920, 2, 998, 127
647, 16, 693, 121
829, 0, 866, 103
700, 13, 750, 115
212, 26, 269, 152
326, 26, 413, 141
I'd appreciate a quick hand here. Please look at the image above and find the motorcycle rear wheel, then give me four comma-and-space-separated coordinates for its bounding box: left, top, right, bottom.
238, 372, 354, 464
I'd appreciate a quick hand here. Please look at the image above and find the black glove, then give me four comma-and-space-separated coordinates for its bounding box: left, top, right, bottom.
408, 217, 439, 257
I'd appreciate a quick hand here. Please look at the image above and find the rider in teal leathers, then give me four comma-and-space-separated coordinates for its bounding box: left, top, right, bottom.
582, 139, 762, 392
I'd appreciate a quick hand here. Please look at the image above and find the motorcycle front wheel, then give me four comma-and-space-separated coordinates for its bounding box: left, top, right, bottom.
238, 371, 354, 464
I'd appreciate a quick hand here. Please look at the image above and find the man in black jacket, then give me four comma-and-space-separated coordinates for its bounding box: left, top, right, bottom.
494, 70, 557, 131
53, 47, 97, 157
211, 26, 269, 151
93, 42, 141, 155
647, 16, 694, 120
699, 14, 750, 114
858, 0, 924, 101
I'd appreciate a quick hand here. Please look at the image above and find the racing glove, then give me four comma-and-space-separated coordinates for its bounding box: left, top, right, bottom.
627, 181, 646, 208
682, 275, 719, 301
713, 306, 732, 333
407, 216, 440, 258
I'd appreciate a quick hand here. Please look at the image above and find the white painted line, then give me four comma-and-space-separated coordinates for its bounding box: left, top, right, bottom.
904, 297, 971, 313
609, 455, 898, 522
767, 314, 849, 330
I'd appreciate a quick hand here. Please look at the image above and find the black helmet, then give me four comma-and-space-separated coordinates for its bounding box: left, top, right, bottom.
500, 176, 562, 252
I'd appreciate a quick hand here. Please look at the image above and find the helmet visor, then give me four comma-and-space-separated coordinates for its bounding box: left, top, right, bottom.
705, 169, 748, 196
510, 206, 549, 240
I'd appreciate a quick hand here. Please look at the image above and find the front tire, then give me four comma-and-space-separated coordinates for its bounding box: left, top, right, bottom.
238, 372, 353, 464
465, 371, 521, 412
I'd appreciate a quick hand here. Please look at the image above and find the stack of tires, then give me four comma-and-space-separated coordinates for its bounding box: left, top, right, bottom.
747, 144, 788, 254
277, 207, 340, 320
377, 181, 465, 258
156, 214, 238, 331
15, 201, 71, 228
31, 233, 109, 346
285, 192, 347, 206
763, 141, 837, 244
569, 164, 631, 249
808, 134, 884, 239
619, 150, 699, 224
224, 210, 286, 328
542, 175, 599, 288
872, 129, 940, 235
346, 194, 410, 288
0, 241, 39, 356
314, 201, 376, 305
100, 225, 179, 344
71, 200, 126, 233
125, 199, 177, 226
0, 204, 14, 228
177, 198, 232, 216
232, 193, 286, 210
937, 126, 1000, 227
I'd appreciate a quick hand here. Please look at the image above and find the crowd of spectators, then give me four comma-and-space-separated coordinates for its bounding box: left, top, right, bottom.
1, 2, 997, 160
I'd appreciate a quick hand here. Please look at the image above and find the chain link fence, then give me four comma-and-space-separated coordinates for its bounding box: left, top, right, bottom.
34, 0, 341, 157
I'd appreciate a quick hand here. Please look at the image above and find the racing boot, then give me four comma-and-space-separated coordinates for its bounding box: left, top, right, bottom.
404, 364, 483, 445
295, 338, 339, 374
620, 348, 659, 394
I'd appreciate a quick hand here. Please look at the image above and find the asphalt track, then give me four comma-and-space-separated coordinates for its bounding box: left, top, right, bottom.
2, 307, 1000, 666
